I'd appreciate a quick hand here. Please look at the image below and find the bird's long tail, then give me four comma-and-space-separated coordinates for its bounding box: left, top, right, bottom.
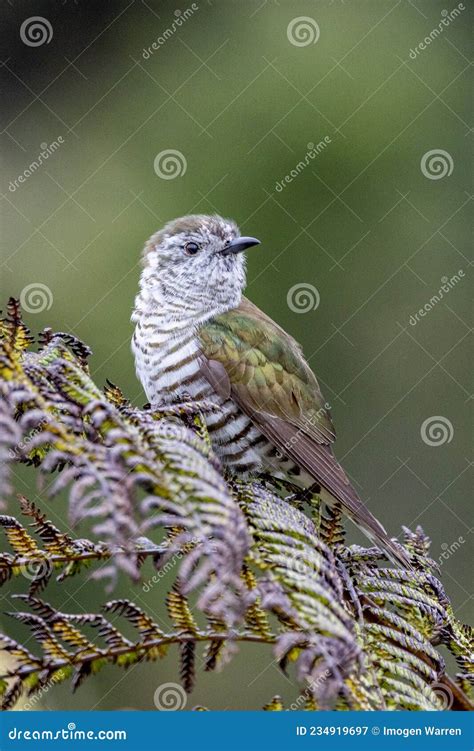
320, 489, 413, 570
257, 414, 413, 569
300, 443, 413, 569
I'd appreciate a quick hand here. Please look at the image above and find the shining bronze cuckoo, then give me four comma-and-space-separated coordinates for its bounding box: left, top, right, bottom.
132, 214, 411, 568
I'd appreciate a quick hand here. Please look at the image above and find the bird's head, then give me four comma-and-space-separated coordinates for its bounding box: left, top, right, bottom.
138, 214, 260, 317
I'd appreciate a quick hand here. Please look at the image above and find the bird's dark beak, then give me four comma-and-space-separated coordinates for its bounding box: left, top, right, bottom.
220, 236, 261, 256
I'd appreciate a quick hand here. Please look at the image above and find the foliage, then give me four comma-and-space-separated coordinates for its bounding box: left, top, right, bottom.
0, 298, 472, 711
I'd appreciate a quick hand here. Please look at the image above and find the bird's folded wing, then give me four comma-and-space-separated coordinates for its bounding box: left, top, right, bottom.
198, 296, 335, 445
198, 297, 412, 568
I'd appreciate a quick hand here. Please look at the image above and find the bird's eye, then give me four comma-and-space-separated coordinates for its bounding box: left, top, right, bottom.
184, 241, 200, 256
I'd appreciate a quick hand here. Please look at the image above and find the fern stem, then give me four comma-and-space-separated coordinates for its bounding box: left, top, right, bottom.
0, 630, 277, 682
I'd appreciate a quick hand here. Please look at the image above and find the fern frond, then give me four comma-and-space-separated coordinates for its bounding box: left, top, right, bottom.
263, 695, 284, 710
0, 497, 165, 594
0, 300, 472, 711
166, 586, 199, 635
0, 595, 274, 708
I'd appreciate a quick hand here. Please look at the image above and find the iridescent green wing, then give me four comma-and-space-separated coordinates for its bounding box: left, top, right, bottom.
198, 297, 413, 570
198, 297, 335, 444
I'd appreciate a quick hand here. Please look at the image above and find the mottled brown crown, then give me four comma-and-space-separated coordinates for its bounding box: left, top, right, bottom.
144, 214, 238, 258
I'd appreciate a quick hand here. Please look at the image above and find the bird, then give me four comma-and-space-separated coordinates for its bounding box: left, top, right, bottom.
132, 214, 411, 568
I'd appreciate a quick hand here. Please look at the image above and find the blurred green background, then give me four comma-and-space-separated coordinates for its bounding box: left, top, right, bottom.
1, 0, 472, 710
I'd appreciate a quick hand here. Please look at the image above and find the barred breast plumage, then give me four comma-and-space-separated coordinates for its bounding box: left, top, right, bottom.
132, 306, 302, 480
